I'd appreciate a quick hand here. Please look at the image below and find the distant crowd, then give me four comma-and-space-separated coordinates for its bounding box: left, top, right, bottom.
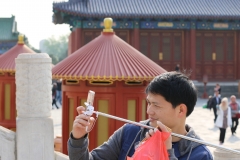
206, 83, 240, 145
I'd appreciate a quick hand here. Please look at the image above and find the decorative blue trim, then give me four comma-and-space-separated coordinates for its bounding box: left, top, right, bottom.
191, 22, 196, 29
68, 17, 240, 30
82, 20, 133, 29
197, 22, 240, 30
134, 20, 139, 28
140, 21, 191, 29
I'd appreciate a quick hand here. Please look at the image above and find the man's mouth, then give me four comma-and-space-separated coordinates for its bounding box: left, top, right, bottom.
149, 117, 158, 121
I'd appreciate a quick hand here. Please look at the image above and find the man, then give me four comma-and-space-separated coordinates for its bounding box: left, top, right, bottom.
209, 91, 221, 123
68, 72, 213, 160
52, 83, 59, 109
175, 64, 180, 72
56, 79, 62, 105
229, 95, 240, 135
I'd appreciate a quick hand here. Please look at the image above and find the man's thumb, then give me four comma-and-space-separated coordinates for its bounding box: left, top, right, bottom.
89, 117, 96, 128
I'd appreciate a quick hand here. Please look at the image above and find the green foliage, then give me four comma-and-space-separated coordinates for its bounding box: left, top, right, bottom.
24, 35, 41, 53
42, 34, 69, 64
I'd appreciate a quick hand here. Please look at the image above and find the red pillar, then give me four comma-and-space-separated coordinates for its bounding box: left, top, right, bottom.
132, 21, 140, 51
72, 30, 76, 53
190, 29, 196, 80
75, 28, 82, 51
184, 31, 190, 69
237, 32, 240, 79
67, 33, 72, 56
62, 90, 69, 155
133, 28, 139, 51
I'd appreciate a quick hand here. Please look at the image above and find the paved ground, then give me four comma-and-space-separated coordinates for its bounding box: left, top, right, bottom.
51, 98, 240, 157
187, 99, 240, 155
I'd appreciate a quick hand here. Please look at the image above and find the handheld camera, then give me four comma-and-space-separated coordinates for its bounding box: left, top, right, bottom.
84, 90, 95, 116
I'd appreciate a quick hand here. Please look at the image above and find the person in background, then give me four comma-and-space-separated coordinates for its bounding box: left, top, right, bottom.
214, 83, 221, 98
175, 64, 180, 72
207, 95, 213, 110
56, 79, 62, 105
52, 83, 59, 109
215, 97, 232, 145
210, 91, 221, 123
229, 95, 240, 135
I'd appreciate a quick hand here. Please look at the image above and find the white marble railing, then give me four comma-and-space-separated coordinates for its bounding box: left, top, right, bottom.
0, 126, 16, 160
0, 53, 69, 160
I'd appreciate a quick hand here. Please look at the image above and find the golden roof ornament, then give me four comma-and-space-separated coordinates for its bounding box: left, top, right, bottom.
18, 34, 24, 44
103, 18, 113, 32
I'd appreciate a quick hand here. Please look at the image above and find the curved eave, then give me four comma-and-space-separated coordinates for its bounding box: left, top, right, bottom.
55, 11, 240, 21
0, 69, 15, 73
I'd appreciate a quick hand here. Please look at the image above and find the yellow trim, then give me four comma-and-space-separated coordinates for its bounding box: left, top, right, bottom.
97, 100, 109, 146
212, 52, 216, 60
0, 69, 15, 73
4, 84, 11, 120
68, 99, 74, 133
127, 100, 136, 121
159, 52, 163, 60
52, 75, 154, 81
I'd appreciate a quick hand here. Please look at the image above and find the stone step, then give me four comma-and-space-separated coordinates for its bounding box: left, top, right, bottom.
193, 81, 240, 98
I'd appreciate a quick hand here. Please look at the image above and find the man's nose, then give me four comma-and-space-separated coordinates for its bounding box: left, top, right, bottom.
147, 104, 154, 114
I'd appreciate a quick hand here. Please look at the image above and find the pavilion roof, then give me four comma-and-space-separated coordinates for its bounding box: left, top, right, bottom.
52, 18, 166, 81
0, 35, 36, 73
53, 0, 240, 21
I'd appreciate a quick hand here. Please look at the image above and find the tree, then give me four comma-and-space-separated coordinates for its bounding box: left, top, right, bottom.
41, 34, 69, 64
23, 35, 41, 53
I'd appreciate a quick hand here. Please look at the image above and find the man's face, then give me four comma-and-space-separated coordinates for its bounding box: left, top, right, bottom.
231, 97, 236, 103
146, 93, 178, 129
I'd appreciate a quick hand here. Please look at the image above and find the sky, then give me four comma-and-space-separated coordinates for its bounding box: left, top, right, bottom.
0, 0, 70, 49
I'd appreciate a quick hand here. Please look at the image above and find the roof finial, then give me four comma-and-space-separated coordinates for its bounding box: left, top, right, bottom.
103, 18, 113, 32
18, 34, 24, 44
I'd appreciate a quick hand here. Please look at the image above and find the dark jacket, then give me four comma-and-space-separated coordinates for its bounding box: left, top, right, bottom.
67, 120, 213, 160
208, 96, 221, 110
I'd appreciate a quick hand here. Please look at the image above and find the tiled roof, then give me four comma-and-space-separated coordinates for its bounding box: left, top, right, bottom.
0, 43, 36, 73
53, 0, 240, 20
0, 16, 18, 41
52, 31, 166, 81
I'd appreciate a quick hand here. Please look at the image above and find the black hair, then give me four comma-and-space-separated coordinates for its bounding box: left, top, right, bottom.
145, 71, 197, 117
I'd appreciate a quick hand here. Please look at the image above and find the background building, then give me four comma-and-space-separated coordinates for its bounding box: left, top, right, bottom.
0, 15, 32, 55
52, 0, 240, 81
0, 16, 19, 55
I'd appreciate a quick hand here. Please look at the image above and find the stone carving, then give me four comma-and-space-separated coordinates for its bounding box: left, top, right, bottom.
16, 53, 52, 117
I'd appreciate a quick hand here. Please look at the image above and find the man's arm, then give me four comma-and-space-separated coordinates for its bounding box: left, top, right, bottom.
68, 126, 123, 160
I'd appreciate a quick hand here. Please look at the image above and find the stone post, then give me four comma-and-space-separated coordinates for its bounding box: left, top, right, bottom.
15, 53, 54, 160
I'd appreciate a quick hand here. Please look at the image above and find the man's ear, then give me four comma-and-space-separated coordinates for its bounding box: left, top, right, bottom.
176, 104, 187, 117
